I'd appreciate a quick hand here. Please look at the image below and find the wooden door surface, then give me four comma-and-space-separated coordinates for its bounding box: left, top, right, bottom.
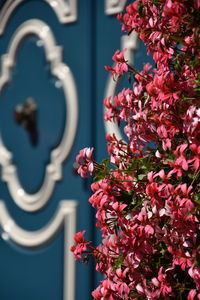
0, 1, 150, 299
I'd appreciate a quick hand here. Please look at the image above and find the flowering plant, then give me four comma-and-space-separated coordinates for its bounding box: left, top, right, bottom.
71, 0, 200, 299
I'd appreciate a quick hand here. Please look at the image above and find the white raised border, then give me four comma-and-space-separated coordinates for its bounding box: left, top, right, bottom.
0, 19, 78, 212
104, 31, 138, 139
0, 199, 77, 300
105, 0, 127, 15
0, 0, 77, 35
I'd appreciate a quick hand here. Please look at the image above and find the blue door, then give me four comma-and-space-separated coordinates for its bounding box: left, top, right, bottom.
0, 1, 149, 299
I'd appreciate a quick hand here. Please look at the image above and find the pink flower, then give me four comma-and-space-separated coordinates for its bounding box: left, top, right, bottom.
168, 144, 189, 177
188, 289, 197, 300
91, 286, 102, 299
76, 147, 94, 177
70, 231, 89, 261
189, 144, 200, 171
116, 281, 130, 299
105, 49, 128, 77
194, 0, 200, 9
162, 0, 187, 17
73, 230, 86, 244
156, 267, 173, 297
72, 1, 200, 299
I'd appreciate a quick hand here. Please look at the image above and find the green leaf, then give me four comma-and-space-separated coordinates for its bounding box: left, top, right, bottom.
143, 155, 152, 170
190, 54, 199, 67
194, 28, 199, 44
100, 158, 110, 168
151, 0, 163, 5
127, 158, 138, 171
117, 192, 133, 205
194, 192, 200, 204
138, 0, 146, 17
138, 174, 146, 180
93, 171, 107, 182
113, 254, 124, 271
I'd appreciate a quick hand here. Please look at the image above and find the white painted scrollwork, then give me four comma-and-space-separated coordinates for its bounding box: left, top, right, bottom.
0, 0, 77, 35
0, 19, 78, 212
104, 31, 138, 140
0, 199, 77, 300
105, 0, 127, 15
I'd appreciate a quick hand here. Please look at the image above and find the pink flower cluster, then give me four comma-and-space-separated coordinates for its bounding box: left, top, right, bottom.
71, 0, 200, 299
105, 49, 129, 78
76, 147, 94, 177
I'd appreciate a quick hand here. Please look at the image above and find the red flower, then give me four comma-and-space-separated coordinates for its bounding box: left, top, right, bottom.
76, 147, 94, 177
189, 144, 200, 171
105, 49, 128, 77
70, 231, 89, 261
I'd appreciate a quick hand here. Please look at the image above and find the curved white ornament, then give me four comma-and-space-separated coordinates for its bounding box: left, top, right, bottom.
105, 0, 127, 15
0, 0, 77, 35
104, 31, 138, 140
0, 199, 77, 300
0, 19, 78, 212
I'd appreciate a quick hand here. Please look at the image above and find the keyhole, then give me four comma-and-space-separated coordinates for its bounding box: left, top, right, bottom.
14, 97, 39, 146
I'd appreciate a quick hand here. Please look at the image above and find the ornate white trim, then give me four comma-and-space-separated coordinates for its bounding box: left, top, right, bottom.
0, 19, 78, 212
104, 31, 138, 139
105, 0, 127, 15
0, 0, 77, 35
0, 199, 77, 300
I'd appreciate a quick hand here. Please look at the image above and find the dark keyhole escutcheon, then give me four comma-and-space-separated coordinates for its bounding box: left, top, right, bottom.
14, 97, 38, 146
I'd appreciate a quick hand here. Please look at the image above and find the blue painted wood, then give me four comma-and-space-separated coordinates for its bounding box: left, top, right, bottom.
0, 1, 152, 299
0, 1, 95, 299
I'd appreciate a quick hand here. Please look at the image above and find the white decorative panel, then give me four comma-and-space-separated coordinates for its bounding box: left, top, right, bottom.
104, 31, 138, 139
0, 199, 77, 300
105, 0, 127, 15
0, 19, 78, 212
0, 0, 77, 35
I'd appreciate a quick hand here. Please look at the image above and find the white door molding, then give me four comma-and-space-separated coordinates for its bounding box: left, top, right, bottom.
0, 0, 77, 35
105, 0, 127, 15
0, 19, 78, 212
0, 199, 77, 300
